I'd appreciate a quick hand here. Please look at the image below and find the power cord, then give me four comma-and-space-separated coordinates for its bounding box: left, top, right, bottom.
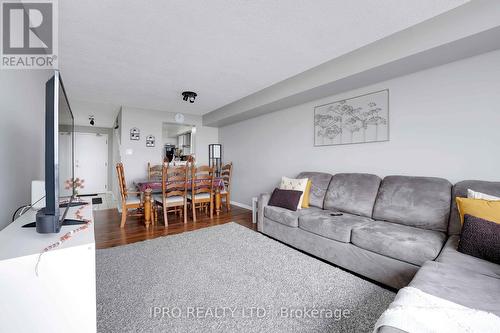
11, 195, 46, 222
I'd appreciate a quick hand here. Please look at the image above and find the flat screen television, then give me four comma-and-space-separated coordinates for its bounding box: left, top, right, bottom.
35, 70, 78, 233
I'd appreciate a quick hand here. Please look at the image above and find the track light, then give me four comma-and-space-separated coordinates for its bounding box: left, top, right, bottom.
182, 91, 197, 103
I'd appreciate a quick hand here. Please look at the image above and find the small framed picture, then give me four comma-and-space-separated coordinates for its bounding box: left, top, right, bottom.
146, 135, 155, 147
130, 127, 140, 140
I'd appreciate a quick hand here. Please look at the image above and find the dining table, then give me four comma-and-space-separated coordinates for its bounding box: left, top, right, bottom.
134, 177, 226, 227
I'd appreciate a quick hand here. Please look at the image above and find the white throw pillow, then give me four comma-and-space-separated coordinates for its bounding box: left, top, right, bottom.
467, 189, 500, 201
280, 176, 309, 209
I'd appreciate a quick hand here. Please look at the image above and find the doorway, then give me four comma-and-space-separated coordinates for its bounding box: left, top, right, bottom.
162, 123, 196, 162
74, 132, 108, 195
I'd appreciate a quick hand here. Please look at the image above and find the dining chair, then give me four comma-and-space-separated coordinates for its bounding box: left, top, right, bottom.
116, 162, 142, 228
220, 162, 233, 212
147, 162, 163, 180
188, 165, 215, 222
154, 163, 188, 225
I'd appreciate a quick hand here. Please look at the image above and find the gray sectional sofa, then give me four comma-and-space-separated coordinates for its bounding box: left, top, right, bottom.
258, 173, 500, 331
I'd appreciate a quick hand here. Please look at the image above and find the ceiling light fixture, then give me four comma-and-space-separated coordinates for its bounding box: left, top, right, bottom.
182, 91, 197, 103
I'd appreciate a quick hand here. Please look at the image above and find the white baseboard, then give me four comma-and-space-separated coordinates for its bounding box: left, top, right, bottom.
230, 201, 252, 210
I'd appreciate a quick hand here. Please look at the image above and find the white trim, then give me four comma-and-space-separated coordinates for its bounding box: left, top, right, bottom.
230, 201, 252, 210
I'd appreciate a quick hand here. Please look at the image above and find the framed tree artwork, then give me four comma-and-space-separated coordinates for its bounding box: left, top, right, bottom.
314, 89, 389, 146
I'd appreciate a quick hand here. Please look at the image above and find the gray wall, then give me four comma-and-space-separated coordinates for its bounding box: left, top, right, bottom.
0, 70, 53, 230
219, 50, 500, 206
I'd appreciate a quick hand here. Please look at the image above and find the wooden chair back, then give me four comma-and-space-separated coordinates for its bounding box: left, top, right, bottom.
221, 162, 232, 192
116, 162, 128, 202
191, 165, 214, 196
148, 162, 162, 180
162, 163, 188, 199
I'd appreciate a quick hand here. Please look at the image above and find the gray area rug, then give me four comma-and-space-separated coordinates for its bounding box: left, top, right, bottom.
97, 223, 395, 332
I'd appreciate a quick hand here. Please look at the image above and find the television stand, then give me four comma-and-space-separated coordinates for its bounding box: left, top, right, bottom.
61, 218, 87, 226
22, 218, 87, 228
0, 199, 96, 332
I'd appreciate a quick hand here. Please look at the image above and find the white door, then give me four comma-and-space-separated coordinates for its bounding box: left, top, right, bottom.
74, 133, 108, 195
58, 132, 73, 197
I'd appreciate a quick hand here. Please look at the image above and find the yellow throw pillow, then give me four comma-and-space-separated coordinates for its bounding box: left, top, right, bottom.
301, 180, 312, 208
456, 197, 500, 225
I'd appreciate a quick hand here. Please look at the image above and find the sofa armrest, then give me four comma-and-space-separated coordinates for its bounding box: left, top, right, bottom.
258, 193, 270, 232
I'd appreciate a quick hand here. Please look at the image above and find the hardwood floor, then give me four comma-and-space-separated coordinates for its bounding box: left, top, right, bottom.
94, 205, 255, 249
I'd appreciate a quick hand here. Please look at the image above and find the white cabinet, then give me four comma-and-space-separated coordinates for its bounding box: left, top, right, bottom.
177, 134, 184, 148
0, 202, 96, 332
177, 133, 191, 155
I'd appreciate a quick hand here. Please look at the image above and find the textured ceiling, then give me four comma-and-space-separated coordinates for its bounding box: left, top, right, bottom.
59, 0, 468, 125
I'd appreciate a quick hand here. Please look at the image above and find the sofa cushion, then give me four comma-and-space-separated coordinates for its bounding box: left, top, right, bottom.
373, 175, 452, 232
409, 261, 500, 316
298, 210, 373, 243
437, 235, 500, 279
296, 172, 333, 209
449, 180, 500, 235
323, 173, 381, 217
351, 220, 446, 266
263, 206, 321, 228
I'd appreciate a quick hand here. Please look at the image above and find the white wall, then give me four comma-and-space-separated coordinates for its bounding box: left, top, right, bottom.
219, 49, 500, 206
0, 70, 53, 230
119, 107, 218, 186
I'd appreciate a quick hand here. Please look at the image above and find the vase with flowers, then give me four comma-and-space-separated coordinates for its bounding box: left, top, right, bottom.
65, 177, 85, 196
